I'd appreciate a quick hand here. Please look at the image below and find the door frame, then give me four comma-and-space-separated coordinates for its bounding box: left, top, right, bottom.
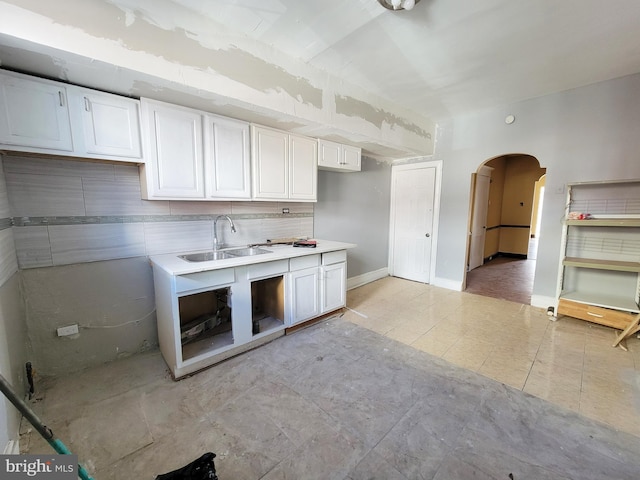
467, 165, 493, 271
388, 160, 443, 283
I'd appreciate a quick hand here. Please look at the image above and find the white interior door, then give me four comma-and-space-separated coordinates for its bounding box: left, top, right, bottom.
468, 167, 492, 271
389, 163, 439, 283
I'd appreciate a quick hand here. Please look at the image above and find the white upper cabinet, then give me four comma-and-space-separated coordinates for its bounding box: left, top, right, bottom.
251, 125, 317, 202
72, 88, 142, 159
0, 72, 73, 152
289, 133, 317, 200
140, 98, 251, 200
205, 115, 251, 199
251, 125, 289, 199
140, 99, 204, 199
0, 70, 143, 162
318, 139, 361, 172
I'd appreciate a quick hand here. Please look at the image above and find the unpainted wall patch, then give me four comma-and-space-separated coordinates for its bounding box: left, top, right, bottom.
12, 0, 323, 108
335, 94, 431, 139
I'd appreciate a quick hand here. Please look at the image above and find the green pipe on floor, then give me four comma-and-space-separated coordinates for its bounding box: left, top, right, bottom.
0, 372, 95, 480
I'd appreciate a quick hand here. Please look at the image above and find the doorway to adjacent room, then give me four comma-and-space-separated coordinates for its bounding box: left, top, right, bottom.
465, 154, 546, 304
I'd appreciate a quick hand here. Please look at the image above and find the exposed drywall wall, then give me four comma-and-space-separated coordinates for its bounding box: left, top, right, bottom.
432, 72, 640, 305
0, 0, 435, 158
21, 257, 157, 376
314, 157, 391, 278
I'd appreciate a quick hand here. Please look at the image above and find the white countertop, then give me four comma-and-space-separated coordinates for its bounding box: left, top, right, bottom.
149, 239, 357, 275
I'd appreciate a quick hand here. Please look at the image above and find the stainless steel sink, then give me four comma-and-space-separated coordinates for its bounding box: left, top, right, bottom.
178, 247, 272, 262
178, 251, 233, 262
226, 247, 272, 257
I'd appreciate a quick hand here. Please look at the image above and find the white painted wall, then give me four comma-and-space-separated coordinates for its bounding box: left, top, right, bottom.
431, 73, 640, 307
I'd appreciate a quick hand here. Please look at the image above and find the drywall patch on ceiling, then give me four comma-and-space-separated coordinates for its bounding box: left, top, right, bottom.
130, 80, 312, 131
335, 94, 431, 139
8, 0, 323, 109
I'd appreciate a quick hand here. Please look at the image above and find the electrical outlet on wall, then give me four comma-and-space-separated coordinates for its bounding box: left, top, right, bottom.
57, 324, 79, 337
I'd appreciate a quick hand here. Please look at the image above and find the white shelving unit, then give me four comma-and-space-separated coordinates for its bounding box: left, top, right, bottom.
556, 180, 640, 348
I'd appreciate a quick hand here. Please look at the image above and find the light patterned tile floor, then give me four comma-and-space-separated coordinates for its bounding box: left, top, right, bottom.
345, 276, 640, 438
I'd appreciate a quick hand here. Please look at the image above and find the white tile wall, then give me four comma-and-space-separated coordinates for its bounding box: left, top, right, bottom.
7, 173, 86, 217
143, 220, 212, 256
0, 161, 11, 219
0, 229, 18, 285
49, 224, 146, 265
83, 178, 169, 216
4, 155, 315, 269
13, 226, 52, 268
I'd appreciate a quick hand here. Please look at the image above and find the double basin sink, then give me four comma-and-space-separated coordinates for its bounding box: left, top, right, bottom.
179, 247, 272, 262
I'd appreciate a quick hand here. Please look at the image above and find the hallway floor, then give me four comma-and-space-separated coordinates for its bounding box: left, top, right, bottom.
20, 278, 640, 479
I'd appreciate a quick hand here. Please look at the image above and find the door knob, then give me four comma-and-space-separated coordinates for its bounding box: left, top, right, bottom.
425, 233, 430, 237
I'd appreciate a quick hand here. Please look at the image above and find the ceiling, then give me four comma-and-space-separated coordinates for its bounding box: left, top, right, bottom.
165, 0, 640, 119
1, 0, 640, 158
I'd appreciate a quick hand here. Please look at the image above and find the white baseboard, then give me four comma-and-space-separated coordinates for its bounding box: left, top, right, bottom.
531, 294, 557, 311
3, 439, 19, 455
347, 268, 389, 290
431, 276, 463, 291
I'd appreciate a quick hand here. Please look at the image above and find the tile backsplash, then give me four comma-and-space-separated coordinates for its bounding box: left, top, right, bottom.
3, 155, 314, 269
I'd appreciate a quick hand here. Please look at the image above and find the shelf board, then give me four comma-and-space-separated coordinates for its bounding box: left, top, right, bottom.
560, 291, 640, 313
563, 257, 640, 272
566, 218, 640, 227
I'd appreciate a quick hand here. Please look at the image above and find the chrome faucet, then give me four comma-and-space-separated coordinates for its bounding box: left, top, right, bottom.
213, 215, 236, 250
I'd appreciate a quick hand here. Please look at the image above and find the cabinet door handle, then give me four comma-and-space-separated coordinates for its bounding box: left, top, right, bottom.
84, 97, 91, 112
587, 312, 604, 318
58, 91, 65, 107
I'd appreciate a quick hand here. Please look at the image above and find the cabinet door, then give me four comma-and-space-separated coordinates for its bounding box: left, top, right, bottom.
289, 134, 317, 201
204, 115, 250, 199
321, 262, 346, 313
318, 139, 341, 168
252, 126, 288, 199
341, 144, 361, 171
142, 100, 204, 199
0, 72, 73, 151
76, 90, 142, 158
288, 267, 320, 325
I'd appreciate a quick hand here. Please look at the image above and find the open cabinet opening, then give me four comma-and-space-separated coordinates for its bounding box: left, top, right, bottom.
251, 276, 285, 336
179, 287, 233, 361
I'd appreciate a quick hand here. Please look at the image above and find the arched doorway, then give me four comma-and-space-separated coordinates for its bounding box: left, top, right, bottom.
464, 154, 546, 304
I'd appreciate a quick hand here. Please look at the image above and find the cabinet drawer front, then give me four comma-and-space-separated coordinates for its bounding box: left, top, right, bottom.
176, 268, 235, 294
290, 254, 320, 271
322, 250, 347, 266
247, 259, 289, 280
558, 299, 636, 330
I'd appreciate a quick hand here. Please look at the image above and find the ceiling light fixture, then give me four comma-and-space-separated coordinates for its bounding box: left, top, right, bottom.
378, 0, 421, 11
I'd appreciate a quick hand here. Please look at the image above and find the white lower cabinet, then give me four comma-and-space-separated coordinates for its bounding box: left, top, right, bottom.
289, 267, 321, 325
321, 261, 347, 313
287, 251, 347, 326
153, 249, 348, 378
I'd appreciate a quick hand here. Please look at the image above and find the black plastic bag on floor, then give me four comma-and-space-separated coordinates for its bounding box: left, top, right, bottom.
155, 452, 218, 480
